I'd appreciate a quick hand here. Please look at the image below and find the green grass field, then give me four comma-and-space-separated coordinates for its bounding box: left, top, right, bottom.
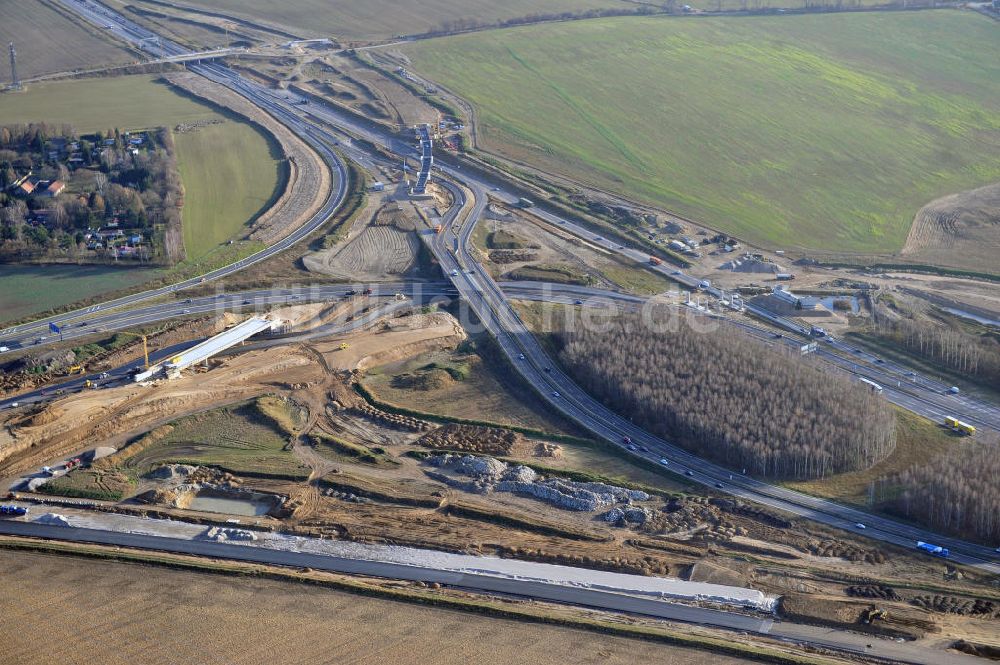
174, 120, 284, 261
0, 1, 135, 80
1, 75, 225, 131
166, 0, 629, 40
0, 265, 160, 324
404, 11, 1000, 254
124, 402, 309, 479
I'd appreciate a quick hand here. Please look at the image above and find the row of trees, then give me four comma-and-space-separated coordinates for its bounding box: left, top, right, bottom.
875, 315, 1000, 386
557, 312, 897, 479
894, 442, 1000, 543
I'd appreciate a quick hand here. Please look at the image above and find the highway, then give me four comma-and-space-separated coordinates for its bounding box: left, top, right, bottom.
27, 0, 1000, 576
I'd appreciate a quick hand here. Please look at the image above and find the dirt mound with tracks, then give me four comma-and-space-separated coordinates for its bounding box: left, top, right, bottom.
901, 182, 1000, 273
303, 203, 422, 280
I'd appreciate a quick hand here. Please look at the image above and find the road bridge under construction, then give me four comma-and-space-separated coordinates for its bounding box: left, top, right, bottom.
134, 315, 277, 382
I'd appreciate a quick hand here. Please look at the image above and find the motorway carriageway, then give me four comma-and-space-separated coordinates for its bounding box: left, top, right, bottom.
40, 0, 1000, 574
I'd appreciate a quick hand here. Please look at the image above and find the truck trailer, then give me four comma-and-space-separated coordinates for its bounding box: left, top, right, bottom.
944, 416, 975, 436
916, 541, 949, 557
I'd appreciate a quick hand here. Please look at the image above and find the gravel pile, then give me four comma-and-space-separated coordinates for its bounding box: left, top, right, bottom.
425, 454, 649, 511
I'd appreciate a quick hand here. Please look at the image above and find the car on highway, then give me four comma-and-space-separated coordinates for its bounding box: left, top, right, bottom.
671, 270, 682, 275
450, 269, 459, 276
622, 436, 632, 445
543, 367, 552, 373
518, 353, 525, 360
242, 299, 252, 305
0, 346, 8, 353
626, 444, 638, 452
685, 470, 694, 477
551, 391, 560, 398
948, 386, 960, 394
714, 483, 723, 489
773, 333, 783, 339
574, 300, 583, 305
185, 299, 192, 303
875, 358, 884, 364
855, 523, 866, 529
183, 309, 191, 314
658, 458, 669, 466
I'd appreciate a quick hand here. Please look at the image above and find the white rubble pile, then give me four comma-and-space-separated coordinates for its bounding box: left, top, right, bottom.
425, 454, 649, 511
34, 513, 72, 527
604, 506, 651, 525
204, 526, 258, 542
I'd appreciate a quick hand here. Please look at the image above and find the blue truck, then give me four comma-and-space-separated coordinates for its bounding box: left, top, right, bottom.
0, 504, 28, 517
916, 541, 949, 558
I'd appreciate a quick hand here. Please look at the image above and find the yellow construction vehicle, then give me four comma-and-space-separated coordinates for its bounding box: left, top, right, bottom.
339, 342, 349, 350
115, 331, 151, 369
861, 607, 888, 624
67, 364, 85, 376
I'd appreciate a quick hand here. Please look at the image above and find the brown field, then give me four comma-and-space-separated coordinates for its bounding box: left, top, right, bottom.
127, 0, 632, 41
0, 548, 760, 665
901, 183, 1000, 275
0, 0, 136, 80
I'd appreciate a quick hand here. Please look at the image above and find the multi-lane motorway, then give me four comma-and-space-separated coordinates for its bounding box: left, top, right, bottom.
12, 0, 997, 575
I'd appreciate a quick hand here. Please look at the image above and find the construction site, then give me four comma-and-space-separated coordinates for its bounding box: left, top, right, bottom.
0, 292, 997, 663
1, 3, 998, 663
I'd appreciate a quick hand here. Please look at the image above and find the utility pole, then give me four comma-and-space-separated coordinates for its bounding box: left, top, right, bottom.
8, 42, 21, 90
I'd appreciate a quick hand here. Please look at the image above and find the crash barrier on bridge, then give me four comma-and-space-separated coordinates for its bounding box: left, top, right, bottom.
410, 124, 433, 196
134, 315, 278, 381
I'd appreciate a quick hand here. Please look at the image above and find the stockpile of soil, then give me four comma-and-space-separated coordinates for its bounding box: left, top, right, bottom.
418, 424, 520, 455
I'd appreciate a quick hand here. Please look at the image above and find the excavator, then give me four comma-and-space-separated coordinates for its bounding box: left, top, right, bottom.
66, 364, 86, 376
861, 607, 888, 624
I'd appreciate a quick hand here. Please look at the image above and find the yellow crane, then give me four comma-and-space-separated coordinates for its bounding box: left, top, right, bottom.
116, 331, 151, 369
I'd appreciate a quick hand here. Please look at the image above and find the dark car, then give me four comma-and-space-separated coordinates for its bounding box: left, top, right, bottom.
685, 470, 694, 477
714, 483, 724, 489
543, 367, 552, 373
242, 299, 252, 305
